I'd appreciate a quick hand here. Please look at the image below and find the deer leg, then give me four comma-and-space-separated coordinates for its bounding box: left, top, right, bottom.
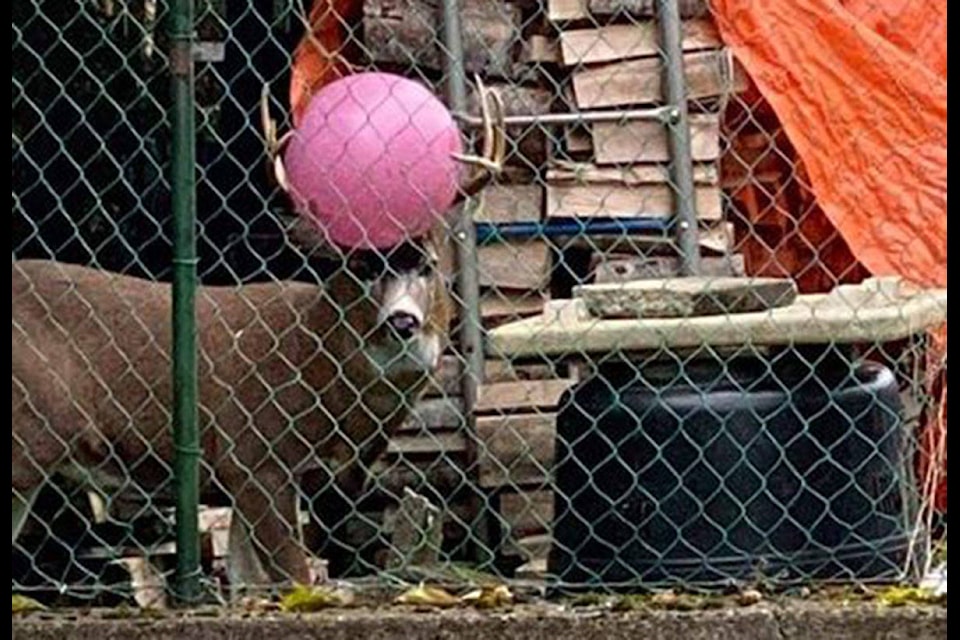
12, 406, 62, 546
12, 486, 40, 545
226, 507, 271, 600
300, 463, 371, 578
228, 469, 311, 588
12, 371, 75, 545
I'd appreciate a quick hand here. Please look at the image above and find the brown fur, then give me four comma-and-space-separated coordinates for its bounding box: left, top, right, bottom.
12, 233, 451, 587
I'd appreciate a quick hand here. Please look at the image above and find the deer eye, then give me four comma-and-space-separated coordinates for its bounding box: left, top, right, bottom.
418, 257, 435, 277
347, 252, 384, 281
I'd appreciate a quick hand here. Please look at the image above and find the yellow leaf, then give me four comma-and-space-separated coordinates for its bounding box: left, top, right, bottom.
12, 595, 46, 615
279, 584, 352, 613
649, 591, 702, 611
394, 583, 460, 608
461, 584, 513, 609
877, 586, 943, 607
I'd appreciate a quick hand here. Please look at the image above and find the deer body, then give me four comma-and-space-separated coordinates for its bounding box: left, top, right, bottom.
13, 73, 504, 594
12, 252, 450, 587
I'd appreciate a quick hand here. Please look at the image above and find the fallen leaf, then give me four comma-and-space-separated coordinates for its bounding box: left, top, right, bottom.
12, 595, 46, 615
611, 595, 647, 612
394, 583, 460, 608
280, 584, 353, 612
461, 585, 513, 609
649, 591, 702, 611
568, 593, 607, 608
737, 589, 763, 606
877, 586, 943, 607
238, 596, 280, 613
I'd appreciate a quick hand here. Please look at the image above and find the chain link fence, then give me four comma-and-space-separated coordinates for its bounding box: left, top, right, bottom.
12, 0, 947, 607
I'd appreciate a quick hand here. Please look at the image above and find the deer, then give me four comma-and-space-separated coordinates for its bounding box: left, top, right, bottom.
12, 77, 505, 593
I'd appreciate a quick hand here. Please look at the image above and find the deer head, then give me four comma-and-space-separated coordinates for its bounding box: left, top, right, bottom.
259, 75, 505, 375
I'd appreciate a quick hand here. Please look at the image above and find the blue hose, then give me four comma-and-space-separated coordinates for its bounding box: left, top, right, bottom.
475, 219, 672, 245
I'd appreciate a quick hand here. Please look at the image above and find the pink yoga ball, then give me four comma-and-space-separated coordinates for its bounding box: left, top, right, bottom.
283, 72, 464, 249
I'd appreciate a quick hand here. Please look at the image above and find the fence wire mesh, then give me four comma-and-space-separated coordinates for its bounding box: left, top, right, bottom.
12, 0, 947, 608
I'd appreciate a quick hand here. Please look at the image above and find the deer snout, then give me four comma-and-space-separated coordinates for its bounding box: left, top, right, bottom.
384, 311, 422, 339
377, 272, 429, 341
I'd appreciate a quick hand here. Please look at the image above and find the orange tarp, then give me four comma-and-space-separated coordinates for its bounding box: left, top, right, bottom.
710, 0, 946, 511
288, 0, 363, 127
710, 0, 945, 288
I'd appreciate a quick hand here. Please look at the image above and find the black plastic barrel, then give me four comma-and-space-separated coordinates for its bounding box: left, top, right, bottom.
548, 347, 916, 589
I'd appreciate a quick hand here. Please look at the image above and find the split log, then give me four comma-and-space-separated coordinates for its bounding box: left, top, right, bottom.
478, 241, 552, 290
363, 0, 522, 79
546, 182, 722, 220
559, 19, 721, 66
571, 50, 746, 108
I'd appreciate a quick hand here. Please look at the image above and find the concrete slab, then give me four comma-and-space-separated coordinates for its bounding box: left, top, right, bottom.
574, 277, 798, 319
486, 278, 947, 358
12, 602, 946, 640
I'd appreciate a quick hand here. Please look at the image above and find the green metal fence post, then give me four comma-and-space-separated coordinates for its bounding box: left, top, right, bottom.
168, 0, 202, 605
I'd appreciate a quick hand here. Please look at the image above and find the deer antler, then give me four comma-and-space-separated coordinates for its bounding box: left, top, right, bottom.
261, 75, 505, 205
451, 74, 506, 202
261, 83, 293, 193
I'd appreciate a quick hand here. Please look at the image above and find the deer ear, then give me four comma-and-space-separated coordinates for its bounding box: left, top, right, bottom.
423, 218, 455, 285
424, 219, 447, 252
